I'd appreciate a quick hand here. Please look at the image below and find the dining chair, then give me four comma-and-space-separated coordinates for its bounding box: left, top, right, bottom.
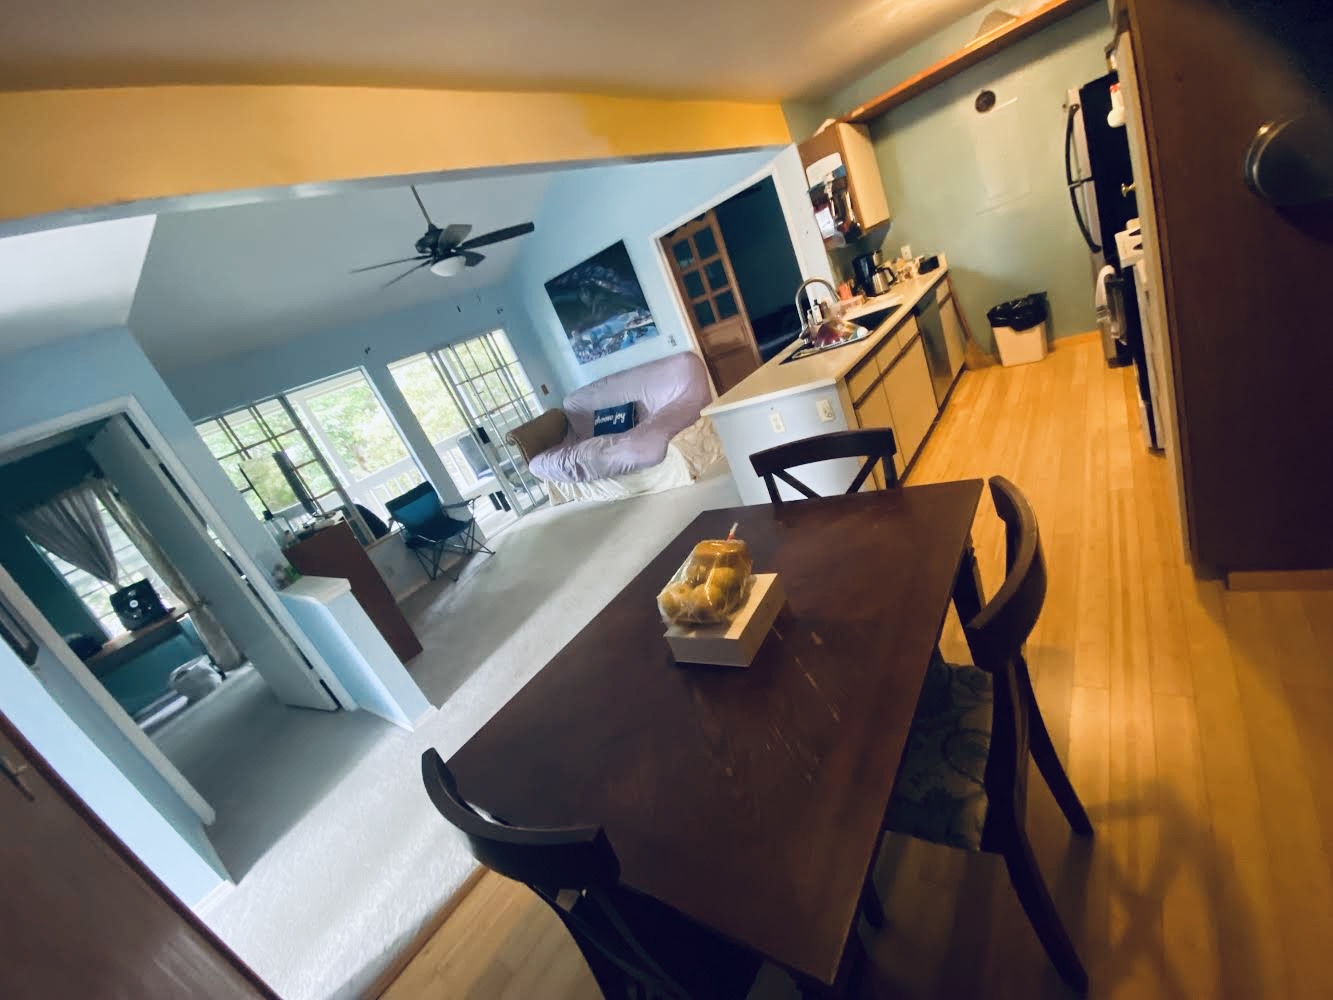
421, 749, 761, 1000
748, 428, 899, 506
863, 476, 1094, 993
384, 482, 492, 582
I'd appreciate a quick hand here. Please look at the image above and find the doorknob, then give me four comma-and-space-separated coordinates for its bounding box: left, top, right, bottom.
0, 753, 36, 802
1244, 114, 1333, 206
1121, 182, 1137, 198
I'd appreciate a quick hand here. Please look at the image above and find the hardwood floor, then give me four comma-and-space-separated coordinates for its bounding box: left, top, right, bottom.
383, 339, 1333, 1000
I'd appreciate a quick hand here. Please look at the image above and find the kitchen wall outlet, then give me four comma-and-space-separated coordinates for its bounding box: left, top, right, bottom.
769, 409, 786, 434
900, 244, 912, 260
816, 399, 836, 423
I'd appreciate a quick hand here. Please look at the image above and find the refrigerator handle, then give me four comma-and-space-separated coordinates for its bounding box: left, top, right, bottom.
1065, 102, 1102, 253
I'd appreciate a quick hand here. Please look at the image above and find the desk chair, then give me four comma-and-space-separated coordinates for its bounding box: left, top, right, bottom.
384, 483, 492, 582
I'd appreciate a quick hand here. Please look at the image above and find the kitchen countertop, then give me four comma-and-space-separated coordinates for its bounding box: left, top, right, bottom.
701, 265, 949, 417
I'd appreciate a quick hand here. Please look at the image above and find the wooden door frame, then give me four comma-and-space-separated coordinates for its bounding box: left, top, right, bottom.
649, 151, 836, 396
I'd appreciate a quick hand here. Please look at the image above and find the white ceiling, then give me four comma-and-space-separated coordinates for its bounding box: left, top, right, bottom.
128, 173, 552, 371
0, 216, 157, 356
1, 0, 994, 100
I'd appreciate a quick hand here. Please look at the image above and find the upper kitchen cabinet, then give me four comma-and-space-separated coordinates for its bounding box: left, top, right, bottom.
798, 123, 891, 247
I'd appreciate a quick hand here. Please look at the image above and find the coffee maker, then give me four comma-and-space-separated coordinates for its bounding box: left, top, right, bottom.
852, 253, 878, 296
852, 251, 897, 297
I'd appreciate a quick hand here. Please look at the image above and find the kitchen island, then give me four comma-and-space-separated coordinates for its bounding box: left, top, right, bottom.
701, 264, 969, 504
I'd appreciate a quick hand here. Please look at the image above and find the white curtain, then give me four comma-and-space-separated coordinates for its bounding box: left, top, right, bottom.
18, 486, 119, 585
93, 481, 244, 671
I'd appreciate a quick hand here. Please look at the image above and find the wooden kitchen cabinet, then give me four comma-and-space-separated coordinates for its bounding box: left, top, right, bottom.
798, 123, 891, 240
881, 338, 938, 467
851, 375, 901, 488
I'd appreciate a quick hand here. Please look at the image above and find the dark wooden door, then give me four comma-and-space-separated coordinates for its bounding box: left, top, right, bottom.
662, 212, 762, 394
0, 713, 276, 999
1122, 0, 1333, 573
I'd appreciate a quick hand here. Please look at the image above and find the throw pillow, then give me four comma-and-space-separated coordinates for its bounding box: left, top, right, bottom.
593, 402, 638, 437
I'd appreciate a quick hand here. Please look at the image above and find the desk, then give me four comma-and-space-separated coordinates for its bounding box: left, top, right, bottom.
84, 609, 190, 679
448, 480, 985, 987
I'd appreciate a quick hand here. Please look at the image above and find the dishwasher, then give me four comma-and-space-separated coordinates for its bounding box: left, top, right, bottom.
914, 294, 954, 407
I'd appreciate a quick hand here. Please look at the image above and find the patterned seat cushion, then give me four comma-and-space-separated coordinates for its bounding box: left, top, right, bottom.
884, 651, 994, 851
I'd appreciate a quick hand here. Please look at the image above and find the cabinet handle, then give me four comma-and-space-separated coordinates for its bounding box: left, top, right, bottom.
0, 753, 36, 802
1121, 182, 1137, 198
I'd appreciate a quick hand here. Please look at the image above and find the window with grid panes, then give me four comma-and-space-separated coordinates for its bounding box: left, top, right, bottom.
195, 400, 337, 519
37, 496, 181, 638
435, 331, 542, 441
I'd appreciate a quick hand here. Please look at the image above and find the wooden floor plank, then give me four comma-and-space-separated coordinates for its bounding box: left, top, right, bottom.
383, 342, 1333, 1000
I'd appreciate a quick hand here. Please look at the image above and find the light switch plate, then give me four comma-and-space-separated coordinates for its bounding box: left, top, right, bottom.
769, 409, 785, 433
816, 399, 835, 422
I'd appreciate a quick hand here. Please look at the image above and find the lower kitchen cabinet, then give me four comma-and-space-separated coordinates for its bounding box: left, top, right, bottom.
851, 376, 901, 487
882, 337, 938, 465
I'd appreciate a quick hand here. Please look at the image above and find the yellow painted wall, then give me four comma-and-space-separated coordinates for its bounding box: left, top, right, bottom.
0, 86, 791, 224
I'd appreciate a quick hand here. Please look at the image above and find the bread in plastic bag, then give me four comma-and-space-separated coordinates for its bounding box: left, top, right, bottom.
658, 535, 753, 626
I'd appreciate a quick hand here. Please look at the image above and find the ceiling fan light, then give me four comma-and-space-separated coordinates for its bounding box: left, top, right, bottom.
430, 256, 466, 278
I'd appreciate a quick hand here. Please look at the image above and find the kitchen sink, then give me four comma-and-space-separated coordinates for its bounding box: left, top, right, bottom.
779, 302, 902, 364
781, 329, 869, 364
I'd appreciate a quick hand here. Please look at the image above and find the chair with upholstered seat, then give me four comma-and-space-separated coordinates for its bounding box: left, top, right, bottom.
749, 428, 899, 506
862, 476, 1094, 994
421, 749, 761, 1000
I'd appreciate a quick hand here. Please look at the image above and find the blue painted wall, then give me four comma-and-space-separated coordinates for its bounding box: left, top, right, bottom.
0, 325, 302, 904
0, 634, 226, 904
509, 147, 832, 393
162, 285, 564, 421
0, 327, 285, 573
784, 3, 1114, 350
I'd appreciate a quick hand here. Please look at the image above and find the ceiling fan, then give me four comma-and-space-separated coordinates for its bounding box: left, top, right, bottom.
350, 186, 536, 288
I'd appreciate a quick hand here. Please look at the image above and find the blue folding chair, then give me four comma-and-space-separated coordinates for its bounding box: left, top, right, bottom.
384, 483, 492, 581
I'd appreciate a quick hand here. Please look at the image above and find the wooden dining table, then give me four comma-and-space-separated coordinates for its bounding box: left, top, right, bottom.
448, 479, 986, 989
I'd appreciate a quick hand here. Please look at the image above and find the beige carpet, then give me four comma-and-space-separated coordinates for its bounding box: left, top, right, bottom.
194, 467, 741, 1000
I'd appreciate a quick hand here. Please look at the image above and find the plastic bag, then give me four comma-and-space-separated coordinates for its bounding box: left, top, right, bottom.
657, 530, 753, 627
986, 292, 1048, 332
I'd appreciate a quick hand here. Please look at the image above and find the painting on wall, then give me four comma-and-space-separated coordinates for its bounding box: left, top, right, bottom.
545, 241, 659, 365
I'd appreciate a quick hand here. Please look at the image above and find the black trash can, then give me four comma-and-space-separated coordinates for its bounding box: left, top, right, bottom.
987, 292, 1049, 366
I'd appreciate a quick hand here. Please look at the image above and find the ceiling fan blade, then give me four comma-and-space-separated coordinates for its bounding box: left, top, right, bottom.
457, 222, 536, 250
439, 223, 473, 248
382, 258, 434, 289
350, 255, 430, 274
460, 250, 486, 267
410, 186, 435, 227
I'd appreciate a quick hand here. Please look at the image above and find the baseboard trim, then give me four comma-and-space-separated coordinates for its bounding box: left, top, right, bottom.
1226, 569, 1333, 591
192, 878, 236, 917
410, 705, 438, 729
362, 865, 487, 999
1052, 331, 1102, 349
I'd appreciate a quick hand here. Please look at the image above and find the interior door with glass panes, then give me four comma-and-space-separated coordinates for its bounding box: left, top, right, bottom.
661, 212, 761, 394
420, 331, 548, 519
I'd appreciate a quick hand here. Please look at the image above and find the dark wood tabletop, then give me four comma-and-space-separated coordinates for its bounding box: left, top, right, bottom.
448, 479, 985, 986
